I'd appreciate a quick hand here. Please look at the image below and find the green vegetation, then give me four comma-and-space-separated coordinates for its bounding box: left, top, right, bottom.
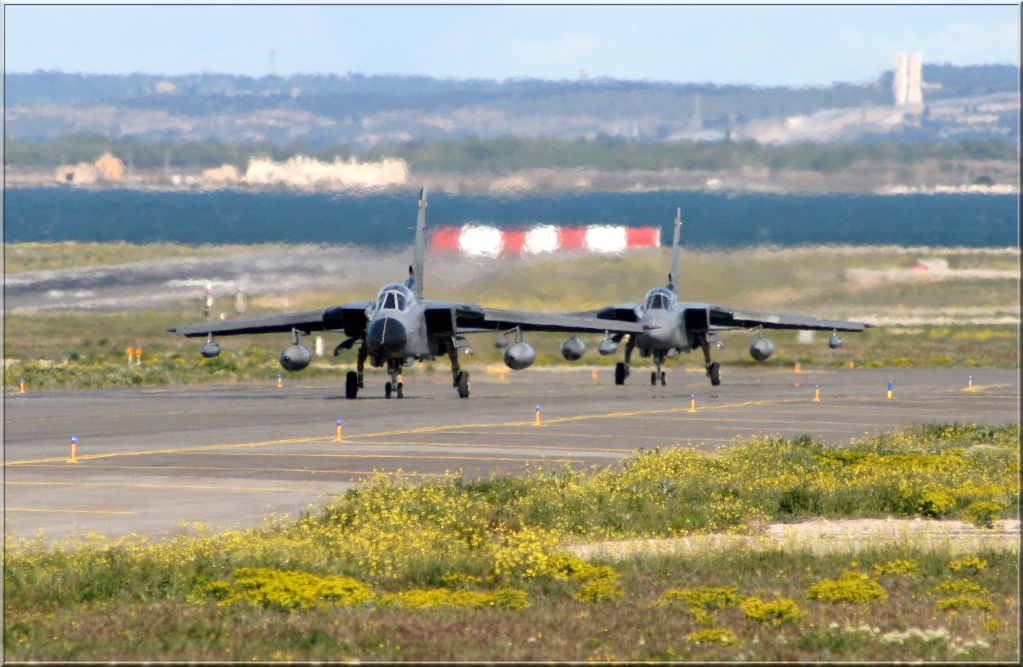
364, 137, 1017, 175
4, 423, 1018, 661
7, 134, 1016, 176
4, 241, 259, 274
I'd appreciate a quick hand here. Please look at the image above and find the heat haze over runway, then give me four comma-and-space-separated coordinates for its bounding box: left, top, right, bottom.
5, 367, 1018, 542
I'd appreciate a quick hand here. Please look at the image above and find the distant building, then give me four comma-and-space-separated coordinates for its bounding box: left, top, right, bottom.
893, 52, 923, 108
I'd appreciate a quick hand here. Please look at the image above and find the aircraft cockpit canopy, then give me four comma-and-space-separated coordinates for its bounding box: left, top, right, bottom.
644, 287, 675, 311
375, 283, 413, 312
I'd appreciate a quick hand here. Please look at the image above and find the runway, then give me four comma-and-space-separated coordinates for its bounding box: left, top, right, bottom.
4, 366, 1019, 542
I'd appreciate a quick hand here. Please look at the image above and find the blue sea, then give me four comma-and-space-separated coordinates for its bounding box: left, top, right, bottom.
3, 188, 1019, 248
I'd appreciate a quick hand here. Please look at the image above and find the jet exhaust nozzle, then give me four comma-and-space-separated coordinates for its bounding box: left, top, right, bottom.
503, 341, 536, 370
749, 337, 775, 362
367, 317, 408, 358
279, 343, 312, 371
560, 336, 586, 361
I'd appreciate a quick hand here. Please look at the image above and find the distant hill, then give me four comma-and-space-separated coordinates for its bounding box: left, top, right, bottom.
5, 65, 1018, 149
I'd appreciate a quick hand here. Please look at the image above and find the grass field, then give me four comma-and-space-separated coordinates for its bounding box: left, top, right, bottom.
3, 423, 1018, 662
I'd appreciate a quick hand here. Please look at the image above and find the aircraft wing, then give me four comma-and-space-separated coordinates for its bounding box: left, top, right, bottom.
706, 306, 873, 332
168, 301, 372, 339
457, 307, 646, 335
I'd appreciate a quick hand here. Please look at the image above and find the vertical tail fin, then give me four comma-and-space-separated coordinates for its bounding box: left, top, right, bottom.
668, 207, 682, 296
407, 187, 427, 298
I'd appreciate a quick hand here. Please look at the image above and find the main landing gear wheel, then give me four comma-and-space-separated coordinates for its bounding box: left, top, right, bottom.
396, 383, 404, 399
615, 362, 628, 385
345, 371, 359, 399
385, 382, 393, 399
456, 371, 470, 398
709, 361, 721, 386
660, 371, 666, 386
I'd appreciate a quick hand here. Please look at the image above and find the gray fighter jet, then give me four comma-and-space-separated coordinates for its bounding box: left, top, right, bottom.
594, 209, 874, 387
169, 189, 645, 399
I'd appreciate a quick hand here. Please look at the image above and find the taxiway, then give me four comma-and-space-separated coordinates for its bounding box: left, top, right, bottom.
4, 366, 1018, 541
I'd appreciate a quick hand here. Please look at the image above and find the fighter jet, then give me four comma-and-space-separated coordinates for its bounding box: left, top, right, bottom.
594, 209, 874, 387
168, 189, 645, 399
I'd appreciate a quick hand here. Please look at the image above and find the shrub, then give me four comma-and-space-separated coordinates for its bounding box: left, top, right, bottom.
739, 596, 805, 626
377, 587, 529, 610
935, 595, 996, 612
963, 501, 1005, 528
805, 572, 887, 603
573, 579, 624, 603
948, 556, 988, 573
873, 559, 920, 577
913, 486, 957, 518
655, 586, 740, 610
929, 579, 989, 597
204, 567, 375, 612
686, 628, 741, 646
776, 485, 822, 517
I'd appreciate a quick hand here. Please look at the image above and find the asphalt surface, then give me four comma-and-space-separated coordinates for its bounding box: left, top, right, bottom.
4, 366, 1019, 542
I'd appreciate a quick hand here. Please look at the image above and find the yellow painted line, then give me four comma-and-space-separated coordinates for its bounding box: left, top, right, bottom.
5, 507, 135, 515
348, 400, 777, 440
4, 398, 790, 467
8, 403, 276, 424
7, 481, 305, 493
5, 436, 327, 466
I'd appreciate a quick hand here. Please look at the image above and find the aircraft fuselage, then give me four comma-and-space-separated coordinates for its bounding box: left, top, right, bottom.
365, 283, 435, 367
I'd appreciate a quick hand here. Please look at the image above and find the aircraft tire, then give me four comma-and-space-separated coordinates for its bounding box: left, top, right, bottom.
660, 371, 666, 386
385, 382, 393, 399
345, 371, 359, 399
650, 371, 657, 386
615, 362, 627, 385
457, 371, 470, 399
709, 362, 721, 386
397, 383, 404, 399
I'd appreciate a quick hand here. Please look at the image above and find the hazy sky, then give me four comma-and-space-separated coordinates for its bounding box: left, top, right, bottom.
4, 3, 1019, 86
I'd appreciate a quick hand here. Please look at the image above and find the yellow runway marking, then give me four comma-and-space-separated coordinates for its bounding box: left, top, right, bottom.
5, 400, 778, 467
5, 436, 328, 466
7, 481, 305, 493
5, 508, 134, 515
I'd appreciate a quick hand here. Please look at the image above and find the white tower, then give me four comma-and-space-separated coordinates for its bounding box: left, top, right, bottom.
906, 53, 923, 107
893, 52, 923, 108
893, 52, 909, 106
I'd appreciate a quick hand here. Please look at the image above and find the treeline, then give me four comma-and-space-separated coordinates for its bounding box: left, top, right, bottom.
6, 134, 1015, 175
9, 65, 1017, 107
364, 137, 1018, 175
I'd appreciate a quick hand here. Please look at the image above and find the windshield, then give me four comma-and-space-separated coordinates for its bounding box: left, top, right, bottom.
375, 284, 412, 311
644, 288, 674, 311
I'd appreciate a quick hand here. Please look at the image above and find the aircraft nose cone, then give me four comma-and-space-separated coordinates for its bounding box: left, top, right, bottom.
367, 317, 407, 357
638, 316, 671, 348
